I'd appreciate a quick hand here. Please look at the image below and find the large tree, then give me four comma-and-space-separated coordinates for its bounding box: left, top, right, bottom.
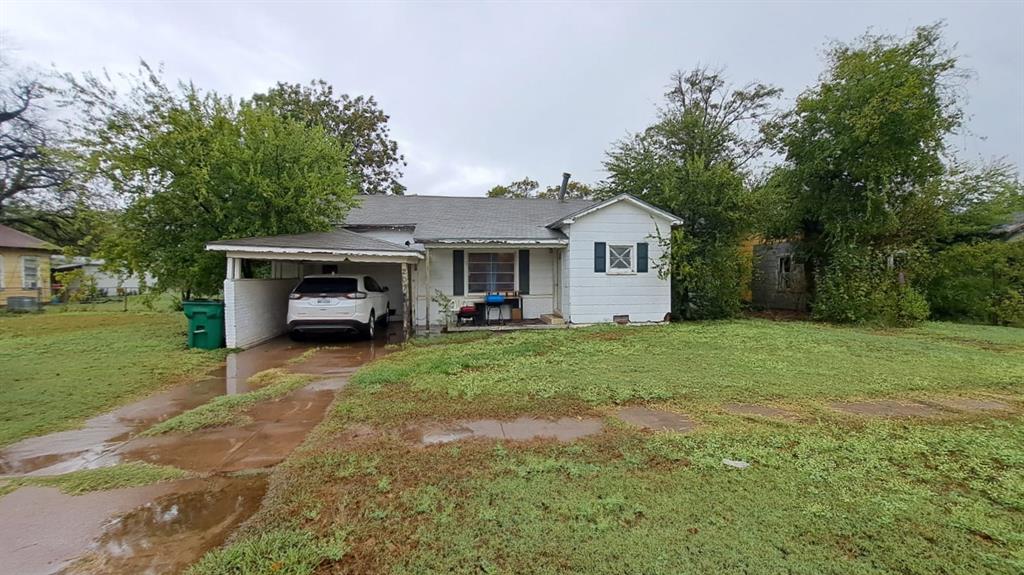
250, 80, 405, 195
63, 65, 359, 298
604, 68, 781, 319
769, 24, 969, 324
0, 63, 74, 230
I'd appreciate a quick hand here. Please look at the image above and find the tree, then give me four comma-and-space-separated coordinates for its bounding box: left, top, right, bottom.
486, 177, 596, 199
63, 65, 359, 298
249, 80, 405, 195
0, 64, 74, 228
486, 177, 539, 198
603, 68, 781, 319
537, 181, 597, 200
770, 24, 968, 324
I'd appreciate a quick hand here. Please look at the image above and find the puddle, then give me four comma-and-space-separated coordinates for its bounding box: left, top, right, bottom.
120, 387, 336, 473
0, 479, 201, 575
722, 403, 798, 420
615, 406, 697, 433
926, 397, 1013, 413
413, 417, 604, 445
59, 476, 267, 575
0, 337, 389, 477
831, 400, 943, 418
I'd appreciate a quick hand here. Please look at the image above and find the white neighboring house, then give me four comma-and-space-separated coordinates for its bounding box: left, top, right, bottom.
51, 256, 152, 297
206, 193, 681, 348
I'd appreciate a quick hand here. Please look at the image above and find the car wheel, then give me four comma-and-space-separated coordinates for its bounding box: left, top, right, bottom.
288, 331, 305, 342
364, 311, 376, 340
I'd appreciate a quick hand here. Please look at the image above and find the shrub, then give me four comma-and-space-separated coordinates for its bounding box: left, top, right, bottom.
924, 240, 1024, 326
813, 246, 930, 327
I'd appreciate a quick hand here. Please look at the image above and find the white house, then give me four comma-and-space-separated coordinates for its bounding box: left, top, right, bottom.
206, 193, 681, 348
51, 256, 152, 297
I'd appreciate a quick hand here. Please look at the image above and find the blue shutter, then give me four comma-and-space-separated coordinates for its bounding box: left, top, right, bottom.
453, 250, 464, 295
637, 242, 649, 273
518, 250, 530, 294
594, 242, 606, 273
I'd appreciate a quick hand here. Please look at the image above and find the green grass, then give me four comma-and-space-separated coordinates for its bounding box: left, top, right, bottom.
185, 528, 347, 575
191, 320, 1024, 574
0, 462, 191, 498
0, 311, 228, 446
143, 369, 315, 435
352, 320, 1024, 405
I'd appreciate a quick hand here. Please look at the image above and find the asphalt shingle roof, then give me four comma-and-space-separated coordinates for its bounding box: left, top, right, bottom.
0, 224, 56, 250
343, 195, 599, 241
207, 227, 415, 252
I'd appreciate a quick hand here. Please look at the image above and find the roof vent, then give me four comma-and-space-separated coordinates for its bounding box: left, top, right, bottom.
559, 172, 571, 202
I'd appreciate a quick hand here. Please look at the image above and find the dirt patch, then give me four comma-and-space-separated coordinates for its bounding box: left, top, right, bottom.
58, 475, 266, 575
926, 397, 1014, 413
722, 403, 799, 420
614, 406, 697, 433
830, 400, 944, 418
408, 417, 604, 445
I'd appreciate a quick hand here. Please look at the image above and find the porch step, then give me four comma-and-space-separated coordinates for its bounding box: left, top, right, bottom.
540, 313, 565, 325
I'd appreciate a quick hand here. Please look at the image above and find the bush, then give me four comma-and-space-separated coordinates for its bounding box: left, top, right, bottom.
924, 240, 1024, 326
813, 246, 930, 327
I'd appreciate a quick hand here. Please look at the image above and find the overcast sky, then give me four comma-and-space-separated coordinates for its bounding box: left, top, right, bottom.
2, 1, 1022, 196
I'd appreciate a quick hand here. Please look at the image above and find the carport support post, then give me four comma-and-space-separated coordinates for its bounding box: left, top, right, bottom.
401, 262, 412, 340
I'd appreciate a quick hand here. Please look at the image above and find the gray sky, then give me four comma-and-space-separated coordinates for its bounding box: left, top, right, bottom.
3, 1, 1022, 196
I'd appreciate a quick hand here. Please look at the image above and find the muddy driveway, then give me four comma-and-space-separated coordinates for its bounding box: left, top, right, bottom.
0, 334, 390, 575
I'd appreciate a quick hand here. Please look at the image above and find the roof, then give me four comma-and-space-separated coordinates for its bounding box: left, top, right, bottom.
0, 224, 57, 251
343, 195, 598, 242
991, 212, 1024, 239
206, 227, 419, 254
547, 194, 683, 229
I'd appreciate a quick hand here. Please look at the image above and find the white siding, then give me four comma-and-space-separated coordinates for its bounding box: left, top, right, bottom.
224, 278, 298, 348
521, 247, 555, 318
565, 201, 672, 324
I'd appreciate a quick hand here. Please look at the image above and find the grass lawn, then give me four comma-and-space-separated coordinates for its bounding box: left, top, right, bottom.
0, 310, 227, 447
194, 320, 1024, 575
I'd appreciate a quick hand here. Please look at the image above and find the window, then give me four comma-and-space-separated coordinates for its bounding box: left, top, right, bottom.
777, 256, 793, 291
363, 276, 382, 292
468, 252, 515, 293
608, 245, 633, 273
22, 256, 39, 289
294, 277, 358, 294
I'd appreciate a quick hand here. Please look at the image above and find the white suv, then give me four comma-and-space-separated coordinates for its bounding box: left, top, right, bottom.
286, 275, 391, 339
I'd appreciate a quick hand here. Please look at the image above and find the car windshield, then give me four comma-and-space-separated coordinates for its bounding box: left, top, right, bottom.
294, 277, 359, 294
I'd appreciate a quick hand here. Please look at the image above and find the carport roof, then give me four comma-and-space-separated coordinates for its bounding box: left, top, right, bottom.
206, 228, 421, 256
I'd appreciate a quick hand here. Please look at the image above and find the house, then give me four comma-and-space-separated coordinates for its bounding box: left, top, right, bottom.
990, 212, 1024, 242
51, 256, 152, 298
0, 224, 57, 308
206, 193, 681, 348
750, 241, 810, 312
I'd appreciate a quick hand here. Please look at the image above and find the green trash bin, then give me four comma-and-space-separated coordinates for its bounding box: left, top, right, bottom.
183, 300, 225, 349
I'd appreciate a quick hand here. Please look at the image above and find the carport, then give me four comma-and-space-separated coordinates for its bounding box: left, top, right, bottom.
206, 229, 423, 348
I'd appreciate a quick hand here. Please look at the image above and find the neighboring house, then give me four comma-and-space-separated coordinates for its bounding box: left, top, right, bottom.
0, 224, 57, 307
990, 212, 1024, 242
206, 193, 681, 348
751, 241, 810, 312
50, 256, 152, 297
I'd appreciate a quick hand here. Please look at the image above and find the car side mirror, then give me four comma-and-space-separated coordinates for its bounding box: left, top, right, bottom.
383, 286, 389, 292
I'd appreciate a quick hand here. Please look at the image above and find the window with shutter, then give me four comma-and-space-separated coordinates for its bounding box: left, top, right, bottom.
452, 250, 465, 295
